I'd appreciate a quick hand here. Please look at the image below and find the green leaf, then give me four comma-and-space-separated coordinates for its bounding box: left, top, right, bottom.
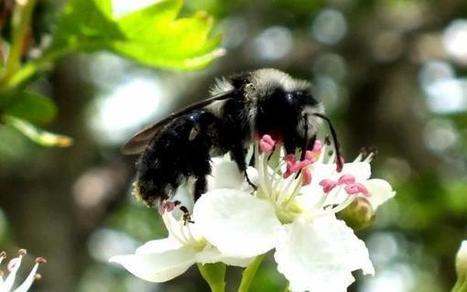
52, 0, 122, 51
3, 92, 57, 124
50, 0, 223, 70
2, 115, 72, 147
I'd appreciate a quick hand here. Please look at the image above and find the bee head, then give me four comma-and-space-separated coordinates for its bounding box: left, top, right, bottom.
250, 69, 324, 141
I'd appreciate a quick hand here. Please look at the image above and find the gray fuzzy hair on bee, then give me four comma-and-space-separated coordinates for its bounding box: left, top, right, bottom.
122, 68, 342, 208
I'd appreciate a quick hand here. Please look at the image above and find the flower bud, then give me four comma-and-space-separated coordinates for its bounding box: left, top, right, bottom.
337, 197, 375, 230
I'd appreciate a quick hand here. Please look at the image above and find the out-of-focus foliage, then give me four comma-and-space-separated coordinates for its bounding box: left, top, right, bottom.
0, 0, 221, 149
0, 0, 467, 291
3, 91, 56, 125
53, 0, 223, 69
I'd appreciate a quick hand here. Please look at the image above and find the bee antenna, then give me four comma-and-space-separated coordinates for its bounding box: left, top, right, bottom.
313, 113, 343, 172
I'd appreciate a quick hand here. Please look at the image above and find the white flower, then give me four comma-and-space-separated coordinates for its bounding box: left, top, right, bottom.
109, 158, 252, 283
0, 249, 45, 292
194, 136, 396, 291
456, 241, 467, 278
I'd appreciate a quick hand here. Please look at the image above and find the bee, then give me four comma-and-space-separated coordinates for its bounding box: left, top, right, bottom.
122, 68, 342, 207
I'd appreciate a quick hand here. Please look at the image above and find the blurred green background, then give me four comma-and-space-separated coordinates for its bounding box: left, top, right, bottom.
1, 0, 467, 291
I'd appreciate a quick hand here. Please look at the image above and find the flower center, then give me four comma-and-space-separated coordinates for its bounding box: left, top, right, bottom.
256, 135, 321, 223
255, 135, 375, 222
161, 208, 206, 250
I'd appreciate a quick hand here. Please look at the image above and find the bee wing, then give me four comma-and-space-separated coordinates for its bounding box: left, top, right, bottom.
121, 90, 236, 155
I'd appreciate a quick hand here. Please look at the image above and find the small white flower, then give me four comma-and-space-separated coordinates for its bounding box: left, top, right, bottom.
194, 136, 395, 291
109, 158, 252, 283
0, 249, 45, 292
456, 241, 467, 278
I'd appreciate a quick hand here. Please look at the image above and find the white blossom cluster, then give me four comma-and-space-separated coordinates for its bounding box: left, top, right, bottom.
110, 135, 395, 291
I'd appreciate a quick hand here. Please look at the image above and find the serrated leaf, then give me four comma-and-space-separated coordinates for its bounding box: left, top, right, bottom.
3, 91, 57, 125
52, 0, 122, 50
3, 115, 73, 148
50, 0, 222, 70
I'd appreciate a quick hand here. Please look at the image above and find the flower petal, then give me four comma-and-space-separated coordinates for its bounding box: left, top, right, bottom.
207, 157, 257, 192
274, 216, 374, 291
172, 184, 195, 215
109, 246, 196, 282
195, 246, 251, 267
341, 162, 371, 181
193, 189, 281, 258
136, 238, 183, 254
364, 179, 395, 210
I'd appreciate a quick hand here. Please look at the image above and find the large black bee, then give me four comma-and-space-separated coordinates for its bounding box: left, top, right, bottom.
122, 68, 342, 207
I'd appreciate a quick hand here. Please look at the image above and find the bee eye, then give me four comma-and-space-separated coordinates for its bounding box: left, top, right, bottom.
286, 92, 295, 103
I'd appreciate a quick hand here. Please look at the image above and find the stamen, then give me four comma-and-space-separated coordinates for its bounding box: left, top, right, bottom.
336, 156, 344, 172
344, 183, 369, 196
159, 201, 177, 214
162, 213, 186, 245
8, 257, 20, 272
364, 151, 376, 162
319, 179, 337, 193
302, 169, 312, 186
18, 249, 27, 256
312, 140, 322, 152
284, 156, 311, 178
178, 222, 190, 243
259, 135, 276, 153
281, 177, 304, 206
0, 251, 6, 265
34, 273, 42, 280
304, 149, 320, 162
35, 257, 47, 264
337, 174, 355, 185
330, 194, 355, 214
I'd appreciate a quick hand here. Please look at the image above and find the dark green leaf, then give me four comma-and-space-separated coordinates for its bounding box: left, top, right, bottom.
3, 91, 57, 124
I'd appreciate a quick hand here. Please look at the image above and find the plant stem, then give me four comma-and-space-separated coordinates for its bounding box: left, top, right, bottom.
197, 262, 226, 292
2, 0, 37, 84
238, 254, 265, 292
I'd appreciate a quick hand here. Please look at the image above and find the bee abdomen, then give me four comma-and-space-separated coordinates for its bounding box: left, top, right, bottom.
134, 110, 219, 206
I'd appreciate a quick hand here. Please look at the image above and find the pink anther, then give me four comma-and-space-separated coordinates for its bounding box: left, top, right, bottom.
284, 158, 311, 178
283, 154, 297, 178
344, 183, 369, 196
337, 174, 355, 185
284, 154, 296, 164
302, 168, 312, 186
312, 140, 322, 152
35, 257, 47, 264
260, 135, 276, 153
159, 201, 176, 214
319, 179, 337, 193
304, 150, 317, 162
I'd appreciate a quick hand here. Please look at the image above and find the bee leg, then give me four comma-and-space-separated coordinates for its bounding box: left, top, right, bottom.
230, 145, 257, 190
308, 135, 317, 151
179, 205, 194, 225
300, 113, 309, 161
245, 173, 257, 191
194, 175, 207, 201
